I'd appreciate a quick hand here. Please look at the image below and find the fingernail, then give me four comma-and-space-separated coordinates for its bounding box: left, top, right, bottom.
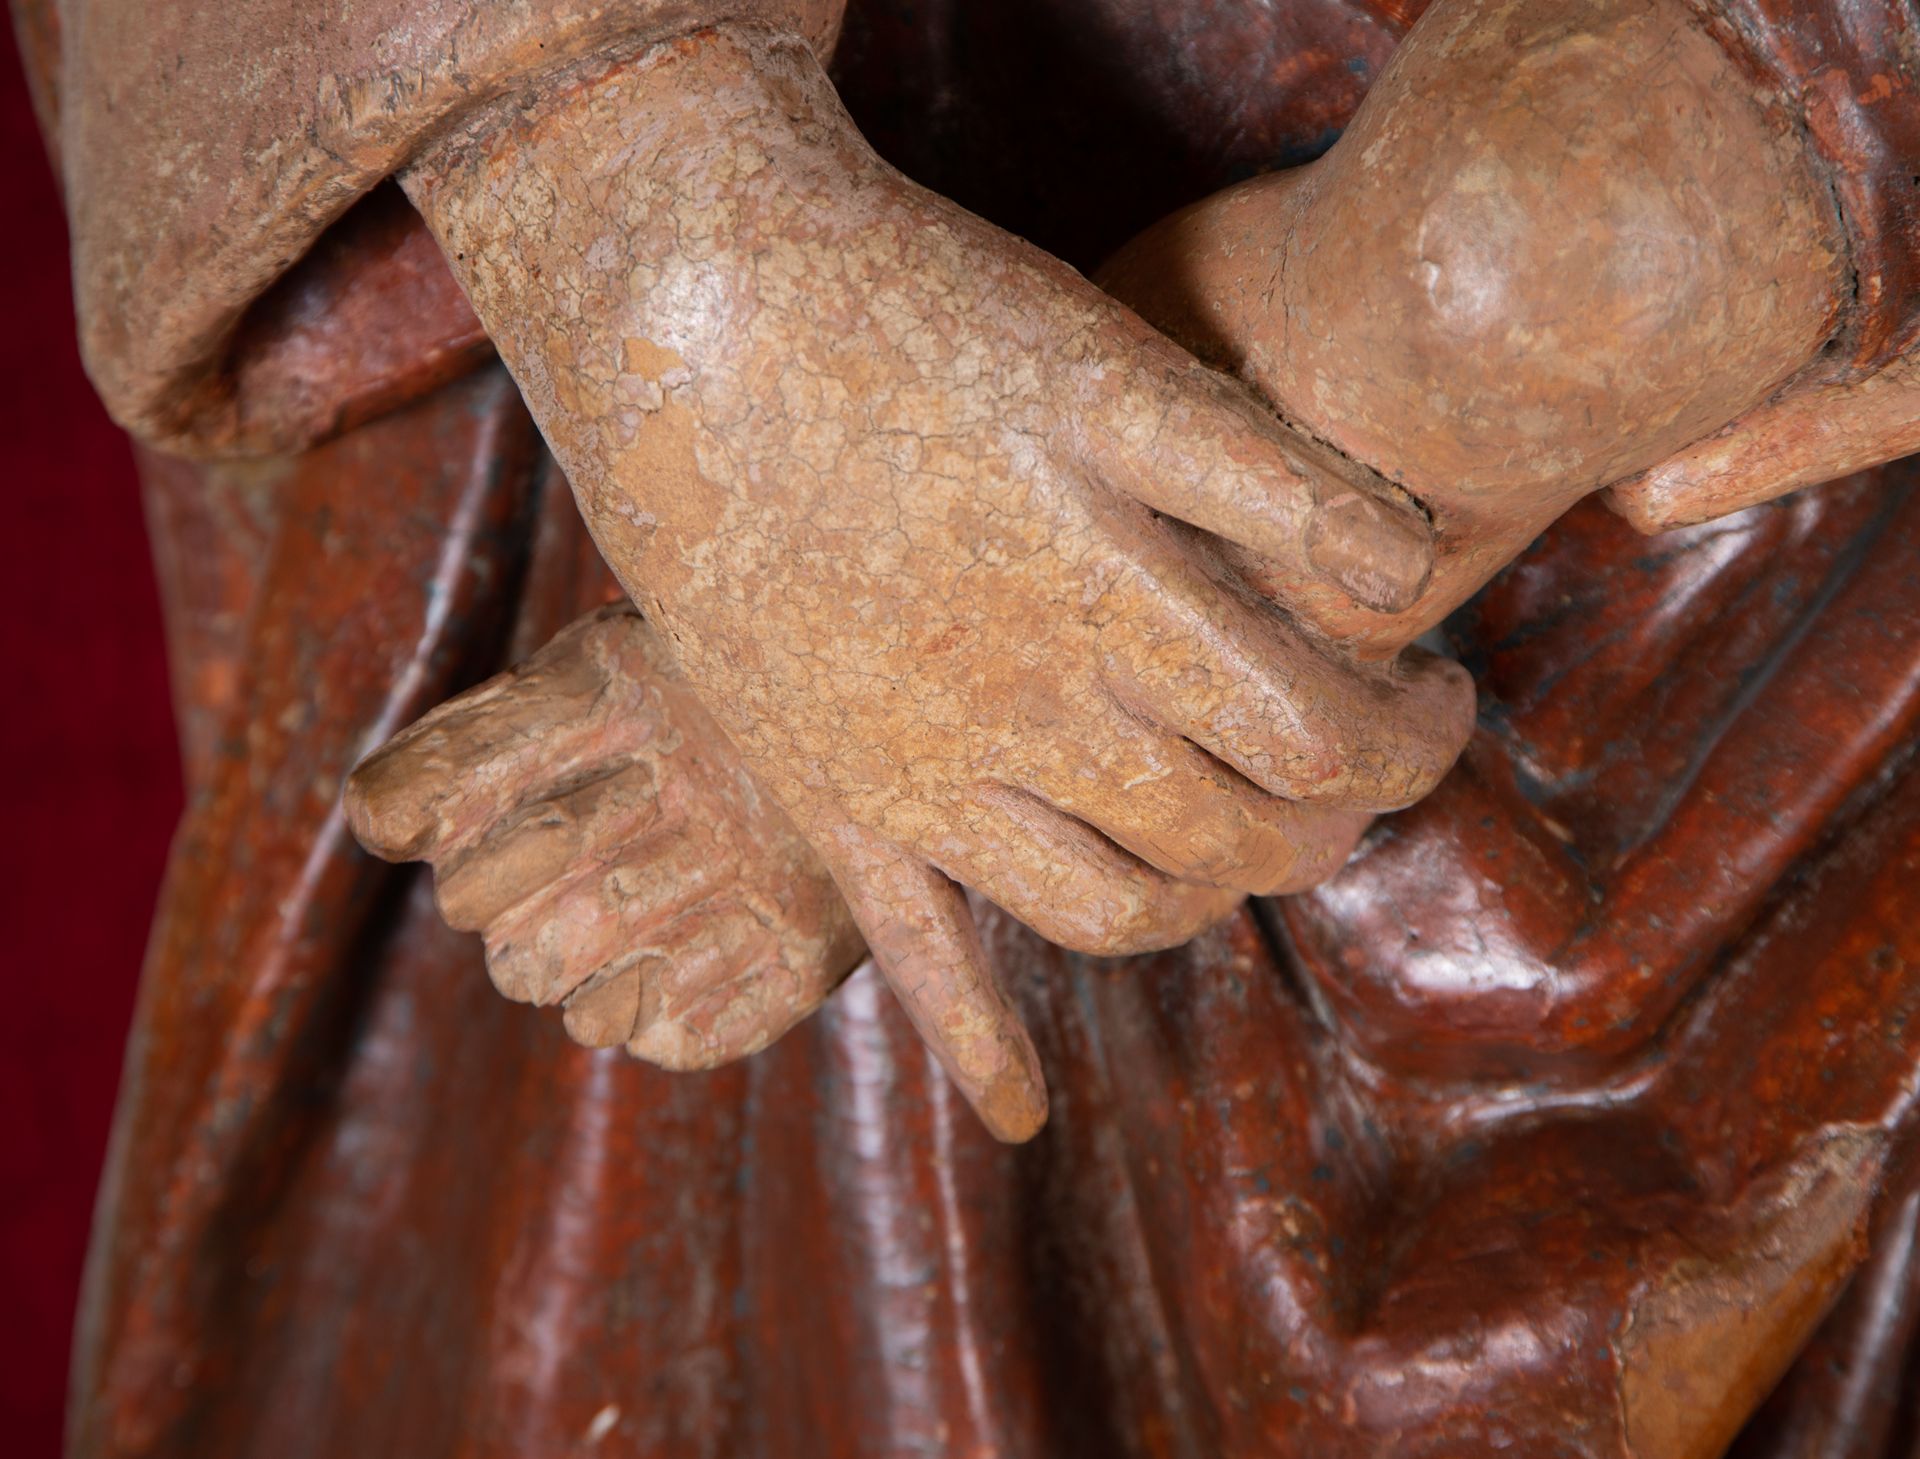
978, 1071, 1050, 1144
341, 755, 439, 861
1306, 492, 1433, 614
562, 967, 644, 1048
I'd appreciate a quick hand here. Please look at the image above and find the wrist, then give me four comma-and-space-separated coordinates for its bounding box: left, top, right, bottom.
401, 26, 869, 600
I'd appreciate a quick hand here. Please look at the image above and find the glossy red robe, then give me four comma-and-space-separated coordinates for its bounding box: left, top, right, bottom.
44, 2, 1920, 1455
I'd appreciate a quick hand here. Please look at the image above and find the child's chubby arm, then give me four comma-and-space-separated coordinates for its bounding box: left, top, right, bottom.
1101, 0, 1852, 641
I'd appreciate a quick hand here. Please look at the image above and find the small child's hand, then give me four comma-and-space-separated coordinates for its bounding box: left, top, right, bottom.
345, 605, 866, 1070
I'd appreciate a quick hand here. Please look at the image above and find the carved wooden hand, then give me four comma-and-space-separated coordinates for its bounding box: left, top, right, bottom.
350, 0, 1913, 1142
393, 25, 1473, 1139
347, 604, 864, 1069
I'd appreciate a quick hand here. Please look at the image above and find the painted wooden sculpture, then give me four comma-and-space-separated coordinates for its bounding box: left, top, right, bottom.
15, 0, 1920, 1453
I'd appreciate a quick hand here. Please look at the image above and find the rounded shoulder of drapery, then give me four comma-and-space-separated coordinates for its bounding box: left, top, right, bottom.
43, 0, 846, 457
1698, 0, 1920, 372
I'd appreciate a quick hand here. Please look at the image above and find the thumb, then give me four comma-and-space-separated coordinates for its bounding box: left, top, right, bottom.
1606, 353, 1920, 533
1074, 330, 1434, 623
819, 825, 1048, 1143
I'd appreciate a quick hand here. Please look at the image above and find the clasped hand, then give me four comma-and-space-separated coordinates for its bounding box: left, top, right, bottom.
355, 24, 1474, 1138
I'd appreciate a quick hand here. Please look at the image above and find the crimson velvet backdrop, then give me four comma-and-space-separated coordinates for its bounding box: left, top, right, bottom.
1, 22, 182, 1459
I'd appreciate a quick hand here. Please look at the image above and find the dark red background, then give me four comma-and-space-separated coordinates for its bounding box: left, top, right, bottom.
1, 21, 182, 1459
